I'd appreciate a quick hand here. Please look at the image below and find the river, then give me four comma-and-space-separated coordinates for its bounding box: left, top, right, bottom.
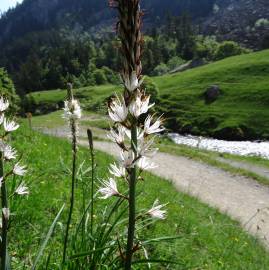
168, 133, 269, 159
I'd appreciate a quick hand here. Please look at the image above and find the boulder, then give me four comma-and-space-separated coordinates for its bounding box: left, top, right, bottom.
205, 85, 221, 102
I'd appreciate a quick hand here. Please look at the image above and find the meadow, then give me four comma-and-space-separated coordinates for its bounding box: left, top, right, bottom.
8, 122, 269, 269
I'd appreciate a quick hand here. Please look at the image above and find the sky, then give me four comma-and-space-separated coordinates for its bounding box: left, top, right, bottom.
0, 0, 23, 13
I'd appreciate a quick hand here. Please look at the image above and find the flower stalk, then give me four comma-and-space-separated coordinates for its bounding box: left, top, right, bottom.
0, 154, 8, 270
62, 83, 81, 265
0, 96, 28, 270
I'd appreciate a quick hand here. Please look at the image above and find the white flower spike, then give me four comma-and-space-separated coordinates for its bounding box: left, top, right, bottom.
99, 178, 120, 199
15, 182, 29, 196
63, 99, 82, 120
144, 115, 164, 135
3, 119, 19, 132
129, 93, 154, 118
13, 162, 27, 176
108, 95, 128, 123
0, 97, 9, 112
109, 163, 126, 178
124, 71, 143, 92
147, 200, 167, 220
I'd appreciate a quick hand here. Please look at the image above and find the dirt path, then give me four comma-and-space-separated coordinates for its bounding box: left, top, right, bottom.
43, 127, 269, 246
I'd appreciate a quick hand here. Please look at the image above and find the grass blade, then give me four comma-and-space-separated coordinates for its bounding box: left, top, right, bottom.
31, 204, 65, 270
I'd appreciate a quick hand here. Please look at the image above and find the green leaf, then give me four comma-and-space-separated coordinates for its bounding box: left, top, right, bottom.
31, 204, 65, 270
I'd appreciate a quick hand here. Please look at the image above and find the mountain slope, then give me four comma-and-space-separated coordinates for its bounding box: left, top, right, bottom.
26, 49, 269, 140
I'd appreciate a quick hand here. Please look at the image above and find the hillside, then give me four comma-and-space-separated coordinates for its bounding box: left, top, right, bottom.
25, 49, 269, 140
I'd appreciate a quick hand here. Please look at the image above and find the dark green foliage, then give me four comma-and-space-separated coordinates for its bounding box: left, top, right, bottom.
0, 68, 19, 112
214, 41, 249, 60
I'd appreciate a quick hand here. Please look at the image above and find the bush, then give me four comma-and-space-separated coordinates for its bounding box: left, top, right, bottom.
152, 63, 169, 76
214, 41, 248, 60
93, 69, 107, 85
0, 68, 20, 113
167, 56, 184, 70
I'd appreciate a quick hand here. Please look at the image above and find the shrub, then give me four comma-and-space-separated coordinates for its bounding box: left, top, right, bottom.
214, 41, 248, 60
0, 68, 20, 113
93, 69, 107, 85
167, 56, 185, 70
152, 63, 169, 76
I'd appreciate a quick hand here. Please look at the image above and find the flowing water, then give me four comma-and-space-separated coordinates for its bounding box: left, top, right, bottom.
169, 133, 269, 159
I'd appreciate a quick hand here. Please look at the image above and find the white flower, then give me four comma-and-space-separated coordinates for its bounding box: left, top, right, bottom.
147, 200, 167, 219
0, 114, 4, 125
137, 137, 158, 158
63, 99, 82, 120
120, 150, 136, 168
124, 71, 143, 92
15, 182, 29, 196
129, 93, 154, 118
3, 119, 19, 132
0, 142, 17, 160
99, 178, 120, 199
109, 163, 126, 178
0, 97, 9, 112
107, 125, 126, 146
13, 162, 27, 176
2, 208, 10, 220
144, 115, 164, 135
137, 157, 157, 170
108, 95, 128, 123
0, 177, 3, 188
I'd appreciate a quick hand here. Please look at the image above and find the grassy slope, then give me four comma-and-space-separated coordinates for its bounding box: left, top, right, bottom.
8, 124, 269, 269
154, 49, 269, 140
26, 49, 269, 140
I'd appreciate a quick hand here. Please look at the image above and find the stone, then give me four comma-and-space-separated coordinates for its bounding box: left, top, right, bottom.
205, 85, 221, 102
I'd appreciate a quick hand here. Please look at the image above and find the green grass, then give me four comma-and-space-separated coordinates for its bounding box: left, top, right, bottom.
8, 123, 269, 269
154, 49, 269, 140
26, 49, 269, 140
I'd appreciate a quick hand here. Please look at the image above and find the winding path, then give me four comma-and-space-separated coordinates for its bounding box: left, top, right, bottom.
43, 126, 269, 247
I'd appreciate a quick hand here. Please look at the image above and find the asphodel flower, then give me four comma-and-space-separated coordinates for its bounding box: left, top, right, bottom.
120, 150, 136, 168
3, 119, 19, 133
137, 137, 158, 158
108, 95, 128, 123
147, 200, 167, 220
123, 71, 143, 92
109, 163, 126, 178
137, 157, 157, 171
13, 162, 27, 176
107, 125, 126, 147
0, 142, 17, 160
0, 97, 9, 112
144, 115, 165, 135
99, 178, 120, 199
129, 93, 154, 118
15, 182, 29, 196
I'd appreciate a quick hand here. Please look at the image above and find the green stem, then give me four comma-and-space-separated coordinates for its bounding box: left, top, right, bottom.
87, 129, 95, 235
0, 153, 8, 270
62, 120, 77, 265
125, 126, 137, 270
